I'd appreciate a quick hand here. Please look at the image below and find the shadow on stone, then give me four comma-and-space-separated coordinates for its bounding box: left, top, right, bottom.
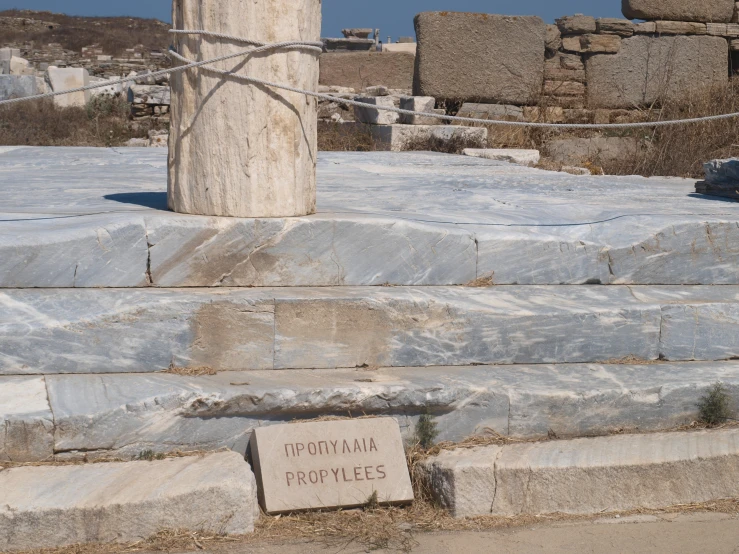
104, 192, 168, 210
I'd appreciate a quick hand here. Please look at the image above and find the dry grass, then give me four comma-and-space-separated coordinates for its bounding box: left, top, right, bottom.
402, 131, 485, 154
0, 96, 154, 147
0, 10, 170, 57
317, 121, 378, 152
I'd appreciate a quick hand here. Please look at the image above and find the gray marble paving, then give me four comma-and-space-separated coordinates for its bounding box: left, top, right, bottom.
1, 147, 737, 286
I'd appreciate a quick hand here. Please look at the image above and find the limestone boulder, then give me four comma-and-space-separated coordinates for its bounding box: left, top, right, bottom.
586, 35, 728, 109
413, 12, 546, 104
623, 0, 735, 23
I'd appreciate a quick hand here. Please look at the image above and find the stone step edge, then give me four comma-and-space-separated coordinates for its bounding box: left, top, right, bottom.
0, 451, 259, 552
4, 360, 738, 463
420, 428, 739, 518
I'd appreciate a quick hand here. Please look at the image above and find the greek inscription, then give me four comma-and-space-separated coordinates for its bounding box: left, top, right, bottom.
283, 437, 382, 457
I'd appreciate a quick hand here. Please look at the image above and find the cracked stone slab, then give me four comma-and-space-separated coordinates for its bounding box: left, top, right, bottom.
1, 148, 738, 286
421, 428, 739, 517
43, 361, 739, 459
0, 451, 259, 551
0, 376, 54, 462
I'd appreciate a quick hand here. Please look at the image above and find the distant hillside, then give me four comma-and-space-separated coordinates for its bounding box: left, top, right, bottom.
0, 10, 170, 56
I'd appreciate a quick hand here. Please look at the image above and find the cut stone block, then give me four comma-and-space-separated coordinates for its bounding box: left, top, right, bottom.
463, 148, 540, 165
0, 452, 259, 551
46, 67, 90, 108
634, 21, 657, 34
545, 136, 642, 166
0, 377, 54, 462
544, 67, 586, 83
127, 84, 170, 105
421, 429, 739, 517
586, 35, 728, 109
596, 18, 635, 37
43, 361, 739, 458
556, 15, 597, 35
543, 80, 586, 96
0, 48, 20, 61
413, 12, 545, 104
697, 158, 739, 199
319, 52, 414, 91
382, 43, 417, 54
366, 123, 487, 152
623, 0, 735, 23
0, 75, 37, 100
250, 419, 413, 514
560, 52, 585, 69
561, 36, 584, 53
353, 96, 400, 125
655, 21, 708, 35
399, 96, 438, 125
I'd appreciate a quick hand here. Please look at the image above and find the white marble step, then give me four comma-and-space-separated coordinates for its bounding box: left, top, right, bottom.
3, 360, 738, 462
1, 148, 737, 287
3, 286, 739, 375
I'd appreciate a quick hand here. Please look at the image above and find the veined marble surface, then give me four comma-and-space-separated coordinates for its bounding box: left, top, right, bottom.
0, 147, 736, 286
2, 285, 739, 375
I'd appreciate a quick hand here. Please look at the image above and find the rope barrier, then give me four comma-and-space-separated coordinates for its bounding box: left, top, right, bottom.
2, 29, 739, 130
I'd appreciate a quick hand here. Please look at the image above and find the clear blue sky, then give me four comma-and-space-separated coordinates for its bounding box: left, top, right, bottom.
0, 0, 624, 40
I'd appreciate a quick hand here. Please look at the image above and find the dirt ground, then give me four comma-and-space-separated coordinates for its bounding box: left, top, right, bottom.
169, 512, 739, 554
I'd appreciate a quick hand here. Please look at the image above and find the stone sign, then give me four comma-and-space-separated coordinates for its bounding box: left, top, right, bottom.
249, 418, 414, 514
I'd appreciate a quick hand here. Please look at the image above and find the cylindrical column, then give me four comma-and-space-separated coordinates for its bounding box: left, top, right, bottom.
168, 0, 321, 217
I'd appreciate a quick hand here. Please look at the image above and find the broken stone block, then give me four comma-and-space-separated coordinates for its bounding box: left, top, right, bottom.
634, 22, 657, 34
587, 35, 728, 109
463, 148, 540, 165
596, 18, 635, 37
655, 21, 708, 35
0, 452, 260, 551
399, 96, 440, 125
0, 48, 20, 61
457, 103, 525, 121
354, 96, 400, 125
46, 67, 90, 108
543, 80, 586, 96
623, 0, 735, 23
546, 24, 562, 54
562, 36, 584, 53
342, 28, 373, 39
545, 136, 643, 166
0, 75, 37, 101
127, 84, 170, 105
413, 12, 545, 104
556, 14, 597, 35
580, 34, 621, 53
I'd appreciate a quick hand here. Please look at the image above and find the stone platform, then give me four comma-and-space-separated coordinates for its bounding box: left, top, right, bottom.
2, 146, 739, 462
1, 147, 737, 287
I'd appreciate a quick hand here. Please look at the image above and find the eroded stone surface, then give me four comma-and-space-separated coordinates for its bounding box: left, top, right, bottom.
0, 452, 259, 551
1, 148, 738, 286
